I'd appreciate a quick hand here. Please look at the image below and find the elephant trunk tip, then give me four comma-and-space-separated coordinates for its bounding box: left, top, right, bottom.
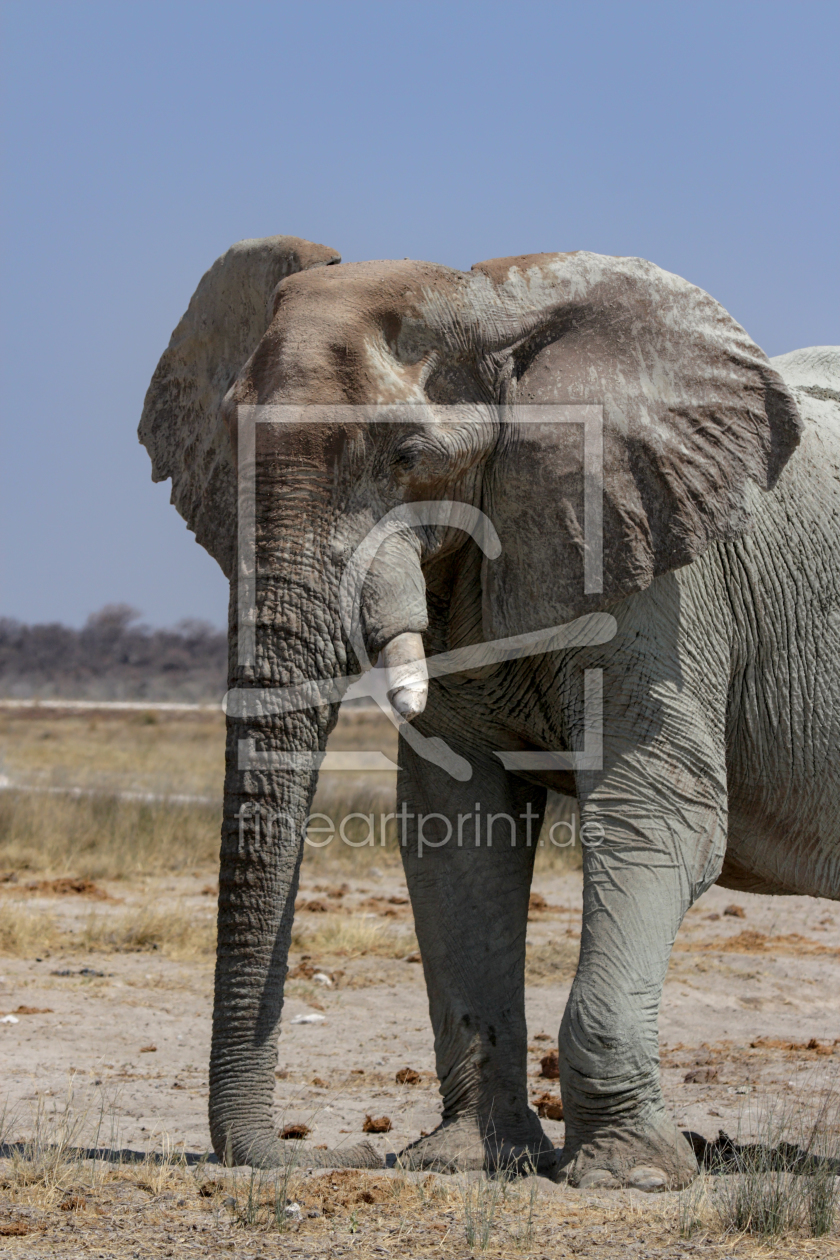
212, 1120, 383, 1172
382, 631, 428, 721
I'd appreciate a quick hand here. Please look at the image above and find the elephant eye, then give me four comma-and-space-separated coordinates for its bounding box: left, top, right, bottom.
390, 431, 453, 484
393, 450, 417, 471
391, 438, 426, 473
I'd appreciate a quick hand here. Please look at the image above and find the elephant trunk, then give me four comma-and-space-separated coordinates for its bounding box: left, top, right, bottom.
209, 572, 381, 1169
209, 485, 431, 1167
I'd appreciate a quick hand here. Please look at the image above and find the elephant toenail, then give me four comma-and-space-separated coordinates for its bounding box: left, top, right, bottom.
578, 1169, 619, 1190
627, 1165, 668, 1192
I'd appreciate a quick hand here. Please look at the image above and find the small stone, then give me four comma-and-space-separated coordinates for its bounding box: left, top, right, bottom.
723, 904, 746, 918
395, 1067, 421, 1085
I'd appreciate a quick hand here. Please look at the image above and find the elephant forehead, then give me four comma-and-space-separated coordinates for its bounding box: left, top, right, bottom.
236, 262, 465, 407
277, 258, 468, 340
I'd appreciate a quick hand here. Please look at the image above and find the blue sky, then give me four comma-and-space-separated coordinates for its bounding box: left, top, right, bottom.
1, 0, 837, 629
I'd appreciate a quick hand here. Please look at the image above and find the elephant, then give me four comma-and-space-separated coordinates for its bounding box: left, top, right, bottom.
139, 233, 840, 1189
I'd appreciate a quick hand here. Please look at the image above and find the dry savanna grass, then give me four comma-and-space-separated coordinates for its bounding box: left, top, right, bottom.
0, 894, 571, 974
0, 790, 222, 880
18, 706, 831, 1256
677, 1083, 840, 1242
0, 708, 224, 797
0, 900, 216, 961
1, 1090, 839, 1259
0, 706, 582, 882
0, 891, 417, 965
291, 912, 417, 960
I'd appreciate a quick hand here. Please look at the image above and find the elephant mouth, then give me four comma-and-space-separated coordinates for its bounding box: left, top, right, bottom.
381, 630, 428, 721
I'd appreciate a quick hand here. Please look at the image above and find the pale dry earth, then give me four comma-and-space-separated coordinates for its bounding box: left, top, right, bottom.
0, 703, 838, 1256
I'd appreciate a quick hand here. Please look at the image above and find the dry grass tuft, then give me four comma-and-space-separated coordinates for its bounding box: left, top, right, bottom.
0, 903, 61, 956
0, 709, 584, 886
679, 1080, 840, 1241
78, 903, 216, 959
291, 913, 417, 959
524, 935, 580, 984
0, 790, 221, 880
0, 900, 215, 959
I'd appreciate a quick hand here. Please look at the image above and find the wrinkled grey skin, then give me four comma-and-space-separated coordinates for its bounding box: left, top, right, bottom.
140, 235, 839, 1188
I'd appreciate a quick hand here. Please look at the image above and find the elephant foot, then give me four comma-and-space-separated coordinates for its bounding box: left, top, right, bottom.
395, 1114, 559, 1176
559, 1118, 698, 1191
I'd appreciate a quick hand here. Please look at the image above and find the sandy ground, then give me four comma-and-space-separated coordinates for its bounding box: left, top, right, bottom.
1, 867, 839, 1153
1, 704, 838, 1254
1, 866, 839, 1256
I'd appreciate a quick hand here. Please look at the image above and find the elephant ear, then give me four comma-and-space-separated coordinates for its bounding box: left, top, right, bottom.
138, 235, 340, 577
467, 252, 803, 637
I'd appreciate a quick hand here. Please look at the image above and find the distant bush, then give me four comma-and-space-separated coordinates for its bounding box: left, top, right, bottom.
0, 605, 227, 701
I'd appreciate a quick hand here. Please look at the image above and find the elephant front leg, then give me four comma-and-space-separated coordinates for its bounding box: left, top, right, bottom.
559, 691, 729, 1190
395, 742, 556, 1174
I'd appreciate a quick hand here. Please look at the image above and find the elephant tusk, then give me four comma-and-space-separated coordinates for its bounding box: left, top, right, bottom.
381, 631, 428, 721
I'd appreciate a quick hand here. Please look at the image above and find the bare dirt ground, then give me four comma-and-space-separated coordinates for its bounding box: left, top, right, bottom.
0, 704, 838, 1256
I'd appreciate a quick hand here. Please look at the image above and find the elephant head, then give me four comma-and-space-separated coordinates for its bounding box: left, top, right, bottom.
139, 237, 800, 1168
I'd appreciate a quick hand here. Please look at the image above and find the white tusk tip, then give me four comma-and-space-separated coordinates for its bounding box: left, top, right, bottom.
389, 683, 428, 721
